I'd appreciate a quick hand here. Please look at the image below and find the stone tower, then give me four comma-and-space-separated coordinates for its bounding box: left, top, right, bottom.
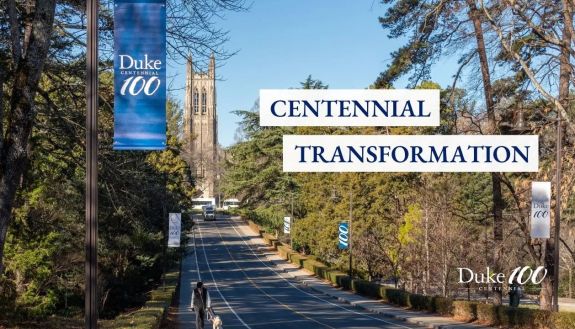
183, 54, 218, 198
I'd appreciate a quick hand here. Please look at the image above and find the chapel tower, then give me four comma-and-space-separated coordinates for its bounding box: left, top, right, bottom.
183, 54, 218, 198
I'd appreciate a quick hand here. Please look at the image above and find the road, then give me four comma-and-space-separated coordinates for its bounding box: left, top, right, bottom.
176, 214, 425, 329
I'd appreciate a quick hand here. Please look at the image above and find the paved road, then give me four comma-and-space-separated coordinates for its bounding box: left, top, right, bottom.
176, 215, 425, 329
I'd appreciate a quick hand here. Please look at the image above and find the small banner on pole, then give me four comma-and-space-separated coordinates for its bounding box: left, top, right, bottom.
531, 181, 551, 239
283, 216, 291, 234
113, 0, 166, 150
338, 221, 349, 250
168, 213, 181, 247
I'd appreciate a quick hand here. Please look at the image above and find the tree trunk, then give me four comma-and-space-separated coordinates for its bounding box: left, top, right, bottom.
0, 0, 57, 274
467, 0, 504, 305
540, 266, 554, 310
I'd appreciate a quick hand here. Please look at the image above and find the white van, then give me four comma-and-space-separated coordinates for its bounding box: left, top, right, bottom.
203, 205, 216, 221
192, 197, 216, 210
223, 198, 240, 210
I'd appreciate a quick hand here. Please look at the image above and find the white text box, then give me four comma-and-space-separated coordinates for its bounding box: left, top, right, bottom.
283, 135, 539, 172
260, 89, 440, 126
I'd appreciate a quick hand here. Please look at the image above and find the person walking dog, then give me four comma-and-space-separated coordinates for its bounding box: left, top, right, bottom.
191, 281, 212, 329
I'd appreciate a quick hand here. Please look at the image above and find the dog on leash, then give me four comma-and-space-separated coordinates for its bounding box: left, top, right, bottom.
212, 315, 223, 329
207, 308, 222, 329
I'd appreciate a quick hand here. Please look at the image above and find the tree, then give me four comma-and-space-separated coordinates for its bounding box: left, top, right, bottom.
0, 0, 247, 276
222, 76, 329, 235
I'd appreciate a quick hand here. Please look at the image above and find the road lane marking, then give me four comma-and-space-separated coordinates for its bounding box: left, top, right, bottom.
210, 221, 336, 329
197, 223, 252, 329
193, 228, 201, 281
224, 217, 417, 329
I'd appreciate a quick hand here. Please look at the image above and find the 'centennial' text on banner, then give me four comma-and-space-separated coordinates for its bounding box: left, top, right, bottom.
113, 0, 166, 150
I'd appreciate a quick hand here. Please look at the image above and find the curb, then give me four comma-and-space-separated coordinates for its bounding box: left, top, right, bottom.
298, 274, 453, 329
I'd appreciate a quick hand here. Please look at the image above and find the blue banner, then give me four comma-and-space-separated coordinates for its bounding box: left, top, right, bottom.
338, 222, 349, 250
113, 0, 166, 150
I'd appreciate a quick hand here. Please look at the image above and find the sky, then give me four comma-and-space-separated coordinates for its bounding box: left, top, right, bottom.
168, 0, 457, 147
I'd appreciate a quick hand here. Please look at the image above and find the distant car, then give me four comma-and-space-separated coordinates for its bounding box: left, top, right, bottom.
203, 205, 216, 221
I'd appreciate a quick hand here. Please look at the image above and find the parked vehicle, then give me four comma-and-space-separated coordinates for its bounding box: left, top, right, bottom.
192, 197, 216, 210
222, 198, 240, 210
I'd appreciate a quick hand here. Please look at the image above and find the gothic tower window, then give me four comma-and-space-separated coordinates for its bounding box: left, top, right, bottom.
193, 88, 199, 114
201, 88, 207, 114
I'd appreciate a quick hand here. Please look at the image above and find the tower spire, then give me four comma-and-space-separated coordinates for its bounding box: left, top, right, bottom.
209, 53, 215, 78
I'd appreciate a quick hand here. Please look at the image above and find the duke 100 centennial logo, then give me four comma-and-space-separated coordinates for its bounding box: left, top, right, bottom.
113, 0, 167, 151
458, 266, 548, 290
118, 54, 162, 96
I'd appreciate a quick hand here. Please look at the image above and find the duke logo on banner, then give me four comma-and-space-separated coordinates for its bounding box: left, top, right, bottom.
284, 217, 291, 234
113, 0, 166, 150
168, 213, 181, 247
338, 222, 349, 250
531, 182, 551, 239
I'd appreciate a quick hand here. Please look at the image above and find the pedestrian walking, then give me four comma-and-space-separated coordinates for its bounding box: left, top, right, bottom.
191, 281, 212, 329
509, 279, 521, 307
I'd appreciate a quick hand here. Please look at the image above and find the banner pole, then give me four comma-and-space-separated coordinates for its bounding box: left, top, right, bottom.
85, 0, 99, 327
553, 111, 562, 312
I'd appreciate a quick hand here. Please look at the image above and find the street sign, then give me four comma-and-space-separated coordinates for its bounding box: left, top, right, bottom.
168, 213, 181, 247
531, 182, 551, 239
283, 216, 291, 234
338, 221, 349, 249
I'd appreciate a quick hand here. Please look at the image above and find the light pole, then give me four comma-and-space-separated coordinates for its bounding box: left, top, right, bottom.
348, 186, 353, 279
85, 0, 99, 328
553, 111, 562, 312
289, 191, 294, 249
331, 182, 353, 278
507, 104, 561, 311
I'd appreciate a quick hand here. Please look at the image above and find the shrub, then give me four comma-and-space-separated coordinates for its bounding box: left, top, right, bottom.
247, 220, 263, 237
302, 259, 327, 276
100, 263, 180, 329
409, 293, 432, 311
431, 296, 452, 315
476, 303, 497, 324
452, 301, 477, 322
556, 312, 575, 329
277, 245, 291, 260
289, 253, 307, 267
262, 233, 277, 248
354, 280, 381, 299
326, 270, 347, 286
385, 289, 410, 307
337, 276, 352, 290
378, 286, 390, 302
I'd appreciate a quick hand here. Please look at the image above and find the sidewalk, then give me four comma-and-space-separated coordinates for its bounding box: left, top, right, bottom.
236, 222, 494, 329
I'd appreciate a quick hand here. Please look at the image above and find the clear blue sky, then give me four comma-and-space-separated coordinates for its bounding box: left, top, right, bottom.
169, 0, 456, 147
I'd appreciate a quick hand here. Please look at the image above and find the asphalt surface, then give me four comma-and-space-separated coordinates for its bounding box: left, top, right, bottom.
177, 215, 426, 329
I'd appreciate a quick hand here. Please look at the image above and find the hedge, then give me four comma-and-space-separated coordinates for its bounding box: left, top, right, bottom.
247, 219, 264, 237
100, 262, 181, 329
247, 218, 575, 329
